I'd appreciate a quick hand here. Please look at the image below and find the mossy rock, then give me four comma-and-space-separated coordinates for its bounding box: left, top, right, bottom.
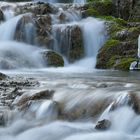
114, 26, 140, 41
83, 8, 99, 17
96, 39, 137, 70
98, 16, 127, 26
114, 58, 136, 70
42, 51, 64, 67
87, 0, 114, 16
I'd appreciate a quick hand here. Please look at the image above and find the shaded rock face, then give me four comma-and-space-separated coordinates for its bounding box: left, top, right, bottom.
52, 25, 84, 63
14, 15, 36, 44
0, 9, 4, 22
35, 15, 52, 46
112, 0, 140, 21
42, 50, 64, 67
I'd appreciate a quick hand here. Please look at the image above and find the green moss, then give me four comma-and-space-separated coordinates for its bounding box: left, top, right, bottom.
87, 0, 111, 3
107, 55, 119, 68
85, 8, 99, 17
86, 0, 113, 16
97, 16, 127, 26
104, 39, 120, 48
115, 58, 136, 70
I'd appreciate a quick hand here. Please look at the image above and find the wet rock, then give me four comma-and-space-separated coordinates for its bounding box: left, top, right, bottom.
17, 89, 55, 107
69, 25, 84, 62
128, 93, 140, 114
0, 72, 7, 80
0, 9, 4, 22
14, 15, 35, 44
35, 16, 52, 47
95, 119, 111, 130
0, 112, 5, 126
53, 25, 84, 63
33, 3, 53, 15
30, 90, 55, 100
15, 3, 53, 16
42, 50, 64, 67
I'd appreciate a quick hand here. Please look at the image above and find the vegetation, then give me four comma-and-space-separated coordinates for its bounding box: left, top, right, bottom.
86, 0, 140, 70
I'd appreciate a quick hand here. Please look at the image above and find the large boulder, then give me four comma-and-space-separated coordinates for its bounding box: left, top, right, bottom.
52, 25, 84, 63
42, 50, 64, 67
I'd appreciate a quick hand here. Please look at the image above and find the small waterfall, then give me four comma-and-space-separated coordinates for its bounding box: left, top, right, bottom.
80, 18, 106, 57
3, 9, 15, 21
0, 41, 44, 69
130, 35, 140, 70
138, 35, 140, 58
0, 15, 22, 41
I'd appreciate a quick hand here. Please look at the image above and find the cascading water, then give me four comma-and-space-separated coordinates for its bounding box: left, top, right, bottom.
0, 1, 139, 140
0, 10, 45, 69
130, 35, 140, 70
138, 35, 140, 58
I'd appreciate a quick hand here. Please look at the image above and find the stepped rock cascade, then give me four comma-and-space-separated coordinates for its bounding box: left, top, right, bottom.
0, 1, 140, 140
0, 1, 106, 69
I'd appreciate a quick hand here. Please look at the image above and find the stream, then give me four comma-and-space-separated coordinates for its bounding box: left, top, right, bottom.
0, 0, 140, 140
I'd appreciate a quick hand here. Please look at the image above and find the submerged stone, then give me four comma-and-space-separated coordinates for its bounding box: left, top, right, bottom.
95, 119, 111, 130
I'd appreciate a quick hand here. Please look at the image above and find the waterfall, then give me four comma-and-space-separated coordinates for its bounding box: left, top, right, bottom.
0, 1, 106, 70
138, 35, 140, 58
0, 11, 44, 69
130, 35, 140, 70
0, 15, 22, 41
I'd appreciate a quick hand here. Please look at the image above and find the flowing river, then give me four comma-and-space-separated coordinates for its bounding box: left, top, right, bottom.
0, 1, 140, 140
